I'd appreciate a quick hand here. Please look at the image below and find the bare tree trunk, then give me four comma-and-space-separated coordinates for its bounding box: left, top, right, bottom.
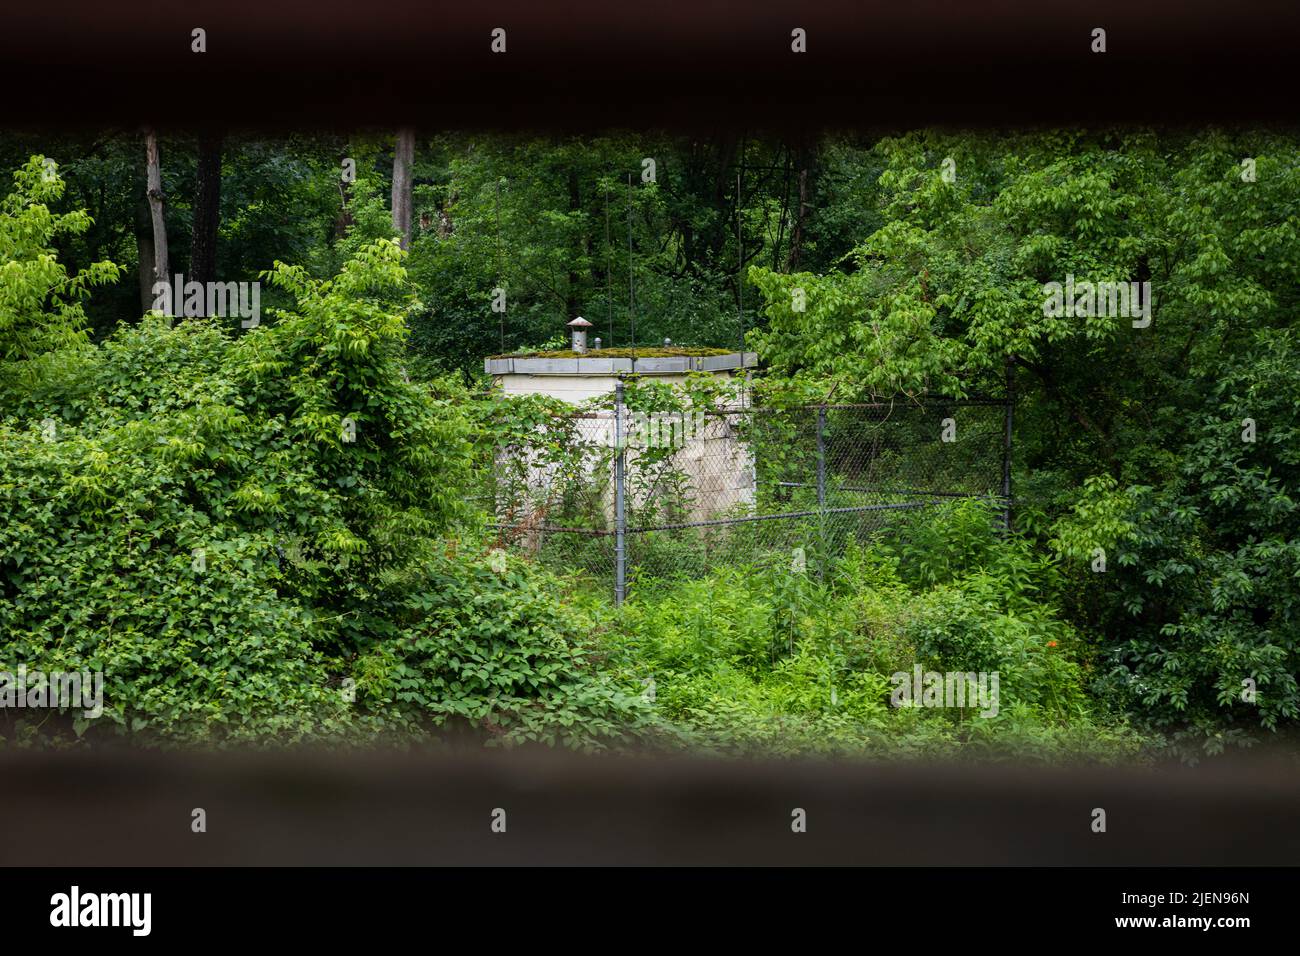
786, 158, 809, 272
391, 129, 415, 249
773, 146, 793, 270
144, 129, 170, 292
190, 134, 223, 286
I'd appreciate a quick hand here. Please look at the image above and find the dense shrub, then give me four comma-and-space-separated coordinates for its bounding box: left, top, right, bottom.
599, 517, 1150, 761
350, 544, 663, 748
0, 160, 658, 748
1051, 330, 1300, 752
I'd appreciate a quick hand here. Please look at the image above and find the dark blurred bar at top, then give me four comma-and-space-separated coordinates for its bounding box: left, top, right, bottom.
2, 0, 1298, 130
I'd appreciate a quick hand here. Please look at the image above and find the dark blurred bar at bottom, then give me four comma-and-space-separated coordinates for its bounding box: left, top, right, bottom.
1, 747, 1297, 866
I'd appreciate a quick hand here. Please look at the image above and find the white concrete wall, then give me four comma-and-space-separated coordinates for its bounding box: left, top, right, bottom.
493, 371, 756, 531
498, 373, 695, 404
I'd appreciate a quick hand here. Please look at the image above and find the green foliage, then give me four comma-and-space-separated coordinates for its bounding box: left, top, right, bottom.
1049, 474, 1138, 563
0, 157, 119, 364
4, 125, 1299, 761
749, 129, 1300, 752
387, 134, 842, 374
1080, 330, 1300, 750
0, 172, 655, 749
352, 544, 664, 749
599, 536, 1147, 761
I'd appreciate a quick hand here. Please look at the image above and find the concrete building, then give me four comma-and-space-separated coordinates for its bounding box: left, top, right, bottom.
485, 319, 759, 529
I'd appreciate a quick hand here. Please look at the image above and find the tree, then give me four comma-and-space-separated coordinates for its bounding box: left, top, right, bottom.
190, 133, 222, 286
134, 189, 156, 314
750, 129, 1300, 746
143, 129, 169, 293
391, 129, 414, 249
0, 156, 119, 365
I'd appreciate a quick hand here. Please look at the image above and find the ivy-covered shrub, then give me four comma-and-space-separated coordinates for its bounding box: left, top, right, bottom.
0, 159, 656, 748
350, 543, 664, 749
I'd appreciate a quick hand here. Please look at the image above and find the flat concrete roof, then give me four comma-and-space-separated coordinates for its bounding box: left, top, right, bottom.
486, 351, 758, 376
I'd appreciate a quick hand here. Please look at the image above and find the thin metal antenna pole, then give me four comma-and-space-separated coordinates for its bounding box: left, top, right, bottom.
496, 179, 504, 352
606, 188, 613, 348
627, 173, 636, 353
737, 169, 744, 355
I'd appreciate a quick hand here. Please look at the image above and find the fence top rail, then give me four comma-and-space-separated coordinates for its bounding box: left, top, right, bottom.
468, 397, 1010, 413
698, 398, 1010, 413
469, 389, 1007, 401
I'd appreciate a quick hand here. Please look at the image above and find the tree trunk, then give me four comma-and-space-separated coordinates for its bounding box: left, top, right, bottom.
134, 190, 156, 314
786, 151, 809, 272
335, 145, 354, 239
774, 147, 793, 270
391, 129, 415, 249
144, 129, 169, 293
190, 134, 223, 287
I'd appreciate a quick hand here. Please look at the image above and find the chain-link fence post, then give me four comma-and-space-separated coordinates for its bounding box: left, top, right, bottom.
816, 404, 827, 582
614, 379, 627, 606
816, 405, 827, 507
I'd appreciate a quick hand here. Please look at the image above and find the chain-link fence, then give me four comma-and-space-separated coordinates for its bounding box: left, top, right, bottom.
478, 390, 1011, 602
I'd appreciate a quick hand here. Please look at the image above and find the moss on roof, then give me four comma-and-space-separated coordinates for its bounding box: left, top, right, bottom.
490, 346, 735, 360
